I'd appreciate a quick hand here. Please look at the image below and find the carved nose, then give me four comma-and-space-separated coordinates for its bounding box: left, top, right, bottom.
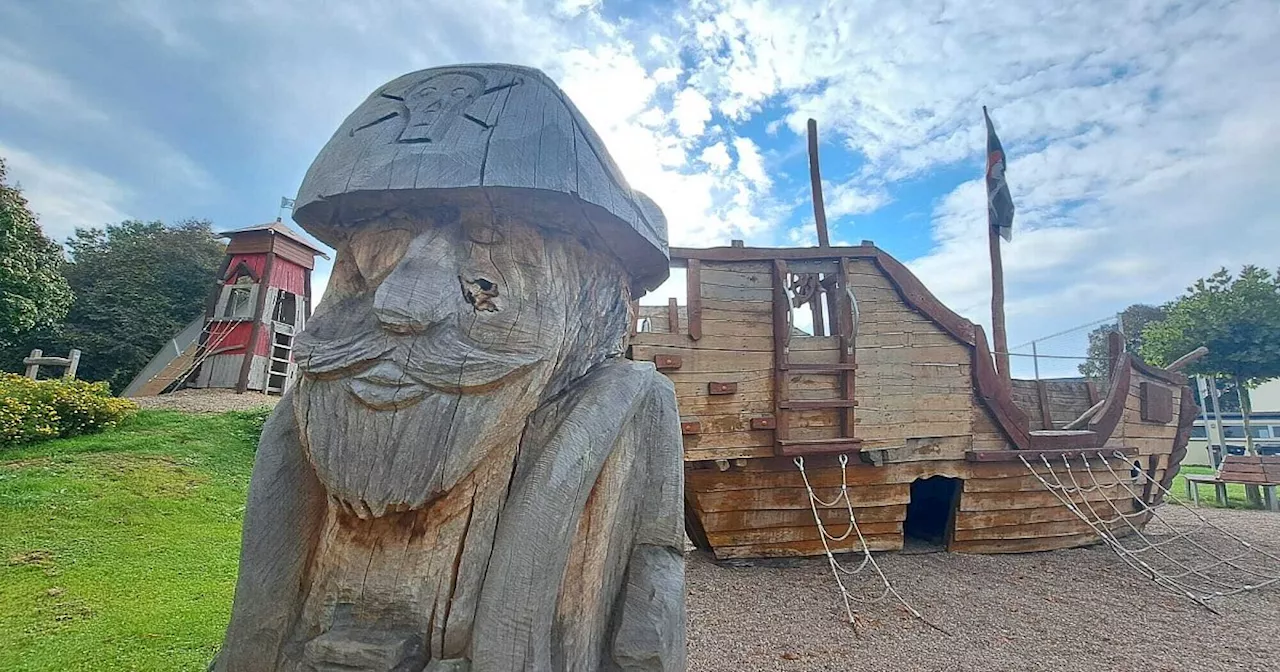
372, 258, 462, 334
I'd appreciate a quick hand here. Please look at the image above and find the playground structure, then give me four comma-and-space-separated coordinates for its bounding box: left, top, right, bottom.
626, 117, 1280, 621
634, 245, 1198, 559
122, 219, 326, 398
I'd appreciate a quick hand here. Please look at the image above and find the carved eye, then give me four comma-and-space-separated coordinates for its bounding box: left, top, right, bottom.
462, 218, 504, 245
452, 87, 468, 97
460, 276, 500, 312
350, 228, 414, 285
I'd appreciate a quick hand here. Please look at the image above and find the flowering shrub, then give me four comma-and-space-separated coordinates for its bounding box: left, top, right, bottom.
0, 373, 137, 448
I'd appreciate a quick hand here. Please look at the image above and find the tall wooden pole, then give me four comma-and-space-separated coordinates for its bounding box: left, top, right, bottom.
807, 118, 831, 248
988, 214, 1010, 379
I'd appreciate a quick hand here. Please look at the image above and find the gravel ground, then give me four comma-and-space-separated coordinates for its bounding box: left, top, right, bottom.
130, 388, 279, 413
123, 391, 1280, 669
687, 506, 1280, 671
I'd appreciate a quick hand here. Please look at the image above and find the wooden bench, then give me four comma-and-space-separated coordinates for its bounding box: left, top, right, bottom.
1184, 455, 1280, 510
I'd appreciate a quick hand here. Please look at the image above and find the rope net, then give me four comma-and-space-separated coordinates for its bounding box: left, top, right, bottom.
794, 455, 941, 632
1021, 450, 1280, 611
167, 320, 239, 391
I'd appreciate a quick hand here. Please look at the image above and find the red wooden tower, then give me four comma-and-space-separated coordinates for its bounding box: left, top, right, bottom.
191, 219, 326, 394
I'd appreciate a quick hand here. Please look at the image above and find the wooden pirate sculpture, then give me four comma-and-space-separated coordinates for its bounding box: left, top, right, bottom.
213, 64, 685, 672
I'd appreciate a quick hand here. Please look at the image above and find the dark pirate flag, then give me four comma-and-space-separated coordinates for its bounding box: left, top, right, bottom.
983, 106, 1014, 242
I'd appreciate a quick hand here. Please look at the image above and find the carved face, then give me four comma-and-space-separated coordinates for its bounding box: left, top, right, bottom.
292, 211, 629, 517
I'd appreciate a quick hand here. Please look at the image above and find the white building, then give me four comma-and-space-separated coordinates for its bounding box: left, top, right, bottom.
1186, 378, 1280, 466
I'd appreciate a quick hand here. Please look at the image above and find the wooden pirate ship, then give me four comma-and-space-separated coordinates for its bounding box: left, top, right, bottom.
630, 245, 1196, 559
630, 122, 1197, 560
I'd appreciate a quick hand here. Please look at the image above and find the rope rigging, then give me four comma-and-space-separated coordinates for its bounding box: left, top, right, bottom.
1021, 450, 1280, 612
794, 454, 946, 633
166, 319, 240, 391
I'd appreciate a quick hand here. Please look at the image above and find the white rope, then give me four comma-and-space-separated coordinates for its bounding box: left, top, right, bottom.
794, 455, 942, 632
168, 319, 239, 389
1020, 450, 1280, 610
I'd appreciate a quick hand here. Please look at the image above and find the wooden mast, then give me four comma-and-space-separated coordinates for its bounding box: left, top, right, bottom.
807, 118, 831, 248
989, 215, 1010, 380
984, 106, 1011, 380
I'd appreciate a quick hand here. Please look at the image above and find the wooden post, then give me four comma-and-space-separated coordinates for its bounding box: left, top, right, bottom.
809, 291, 825, 337
24, 349, 41, 379
685, 259, 702, 341
1035, 379, 1053, 430
807, 119, 831, 248
988, 217, 1010, 379
236, 250, 276, 393
1106, 330, 1124, 376
302, 268, 313, 320
667, 297, 679, 335
771, 260, 792, 450
64, 349, 81, 379
837, 258, 856, 438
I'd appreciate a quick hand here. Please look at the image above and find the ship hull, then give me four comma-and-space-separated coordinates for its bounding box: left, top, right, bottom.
631, 245, 1194, 559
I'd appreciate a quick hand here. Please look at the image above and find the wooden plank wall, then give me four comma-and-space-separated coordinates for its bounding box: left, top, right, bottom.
1108, 371, 1182, 502
631, 258, 980, 463
632, 256, 1176, 558
949, 454, 1143, 553
1010, 379, 1093, 431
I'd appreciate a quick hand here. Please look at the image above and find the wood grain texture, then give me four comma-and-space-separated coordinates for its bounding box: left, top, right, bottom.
292, 64, 670, 293
219, 89, 684, 668
638, 244, 1196, 559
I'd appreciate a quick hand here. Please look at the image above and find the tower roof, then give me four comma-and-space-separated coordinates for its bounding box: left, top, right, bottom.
216, 219, 330, 259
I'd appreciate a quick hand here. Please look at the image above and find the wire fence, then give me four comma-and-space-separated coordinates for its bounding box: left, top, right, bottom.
1001, 313, 1121, 381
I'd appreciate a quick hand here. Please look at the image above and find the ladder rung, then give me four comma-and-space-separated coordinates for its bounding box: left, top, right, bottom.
782, 363, 858, 372
779, 399, 858, 410
271, 357, 291, 364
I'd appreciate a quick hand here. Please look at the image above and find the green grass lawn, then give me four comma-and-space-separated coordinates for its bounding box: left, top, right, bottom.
0, 410, 264, 671
1169, 464, 1258, 508
0, 410, 1264, 670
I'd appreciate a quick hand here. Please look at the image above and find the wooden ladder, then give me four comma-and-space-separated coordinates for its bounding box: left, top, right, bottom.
771, 258, 861, 457
266, 329, 294, 394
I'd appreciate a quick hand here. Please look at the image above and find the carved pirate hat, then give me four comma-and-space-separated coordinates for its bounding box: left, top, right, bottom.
292, 63, 670, 292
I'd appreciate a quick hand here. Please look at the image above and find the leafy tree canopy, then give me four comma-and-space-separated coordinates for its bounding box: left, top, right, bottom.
1140, 266, 1280, 386
1077, 304, 1166, 380
0, 157, 73, 348
3, 219, 225, 392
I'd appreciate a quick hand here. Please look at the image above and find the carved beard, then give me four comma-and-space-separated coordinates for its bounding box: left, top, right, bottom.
293, 369, 543, 518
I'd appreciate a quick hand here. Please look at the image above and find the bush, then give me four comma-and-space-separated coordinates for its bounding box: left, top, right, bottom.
0, 373, 137, 447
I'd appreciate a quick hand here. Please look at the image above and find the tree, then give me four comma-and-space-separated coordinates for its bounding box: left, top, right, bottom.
1142, 266, 1280, 461
1078, 304, 1166, 380
0, 157, 73, 348
55, 220, 224, 392
1188, 377, 1240, 413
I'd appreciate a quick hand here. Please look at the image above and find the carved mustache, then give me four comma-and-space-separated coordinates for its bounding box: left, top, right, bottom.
294, 328, 540, 394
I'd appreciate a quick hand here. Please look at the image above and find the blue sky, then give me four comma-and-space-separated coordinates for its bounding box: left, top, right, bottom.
2, 0, 1279, 377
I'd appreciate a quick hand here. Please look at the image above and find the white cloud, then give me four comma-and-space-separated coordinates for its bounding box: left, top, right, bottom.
671, 87, 713, 137
731, 137, 769, 189
4, 0, 1279, 361
0, 41, 217, 197
0, 142, 133, 243
699, 142, 732, 172
825, 182, 890, 220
